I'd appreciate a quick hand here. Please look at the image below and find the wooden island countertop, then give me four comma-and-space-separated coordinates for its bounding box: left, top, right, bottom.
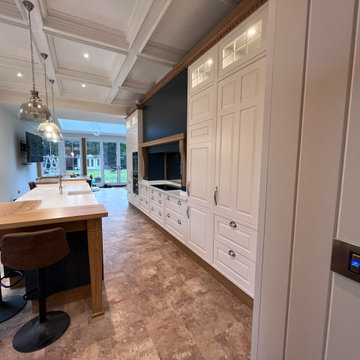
0, 182, 108, 317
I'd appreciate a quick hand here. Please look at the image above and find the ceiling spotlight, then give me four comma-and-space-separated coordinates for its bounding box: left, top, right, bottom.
17, 72, 23, 78
81, 84, 86, 88
207, 59, 213, 66
83, 53, 89, 59
248, 28, 256, 36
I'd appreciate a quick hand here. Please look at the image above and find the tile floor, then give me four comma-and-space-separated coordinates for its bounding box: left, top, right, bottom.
0, 187, 252, 359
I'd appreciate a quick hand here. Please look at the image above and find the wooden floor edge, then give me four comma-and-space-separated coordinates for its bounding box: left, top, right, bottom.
130, 202, 254, 309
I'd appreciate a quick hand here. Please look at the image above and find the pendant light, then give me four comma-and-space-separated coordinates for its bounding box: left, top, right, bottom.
37, 79, 63, 142
19, 1, 50, 122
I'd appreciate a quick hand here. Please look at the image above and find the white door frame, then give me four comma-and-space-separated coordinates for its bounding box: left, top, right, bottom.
252, 0, 358, 359
251, 0, 311, 358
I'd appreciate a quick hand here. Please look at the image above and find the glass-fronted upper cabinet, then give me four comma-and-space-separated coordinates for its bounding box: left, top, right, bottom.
189, 47, 217, 95
218, 5, 267, 78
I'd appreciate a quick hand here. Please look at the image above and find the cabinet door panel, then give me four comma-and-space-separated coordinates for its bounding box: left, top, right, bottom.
188, 142, 212, 208
215, 57, 265, 226
187, 204, 212, 262
188, 86, 214, 127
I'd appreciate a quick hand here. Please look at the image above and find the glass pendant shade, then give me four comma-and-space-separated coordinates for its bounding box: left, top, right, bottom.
19, 90, 51, 121
37, 121, 63, 142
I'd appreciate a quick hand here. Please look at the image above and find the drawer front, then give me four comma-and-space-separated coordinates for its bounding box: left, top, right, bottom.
139, 195, 150, 207
150, 194, 163, 206
149, 187, 163, 199
149, 202, 163, 220
165, 195, 185, 215
139, 184, 149, 195
214, 240, 255, 297
139, 202, 149, 214
165, 208, 184, 234
214, 215, 257, 261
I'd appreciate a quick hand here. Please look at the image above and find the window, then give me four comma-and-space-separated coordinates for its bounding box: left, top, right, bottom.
120, 142, 127, 182
64, 139, 81, 174
191, 58, 213, 88
86, 141, 101, 183
222, 20, 262, 69
42, 141, 59, 176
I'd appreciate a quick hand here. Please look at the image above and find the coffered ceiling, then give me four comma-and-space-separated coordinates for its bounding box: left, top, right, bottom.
0, 0, 241, 118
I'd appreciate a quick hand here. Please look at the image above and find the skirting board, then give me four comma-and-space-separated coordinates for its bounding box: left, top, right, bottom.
130, 203, 254, 309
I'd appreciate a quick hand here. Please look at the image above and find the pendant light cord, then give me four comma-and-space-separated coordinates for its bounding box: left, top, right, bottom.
28, 8, 36, 93
44, 62, 48, 106
51, 81, 55, 123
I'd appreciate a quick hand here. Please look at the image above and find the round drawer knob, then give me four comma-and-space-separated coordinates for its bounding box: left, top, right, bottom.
177, 200, 181, 206
229, 221, 237, 228
177, 219, 181, 225
158, 193, 161, 197
167, 213, 170, 218
158, 212, 162, 216
151, 196, 154, 200
228, 250, 236, 257
151, 207, 154, 211
167, 196, 170, 200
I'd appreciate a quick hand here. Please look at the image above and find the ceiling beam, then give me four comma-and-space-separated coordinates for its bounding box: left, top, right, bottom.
0, 89, 127, 116
105, 0, 173, 104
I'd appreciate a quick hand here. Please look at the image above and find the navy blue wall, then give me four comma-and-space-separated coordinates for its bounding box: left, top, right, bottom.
143, 69, 187, 180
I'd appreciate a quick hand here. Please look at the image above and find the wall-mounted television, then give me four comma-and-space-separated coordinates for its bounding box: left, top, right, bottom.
26, 131, 43, 163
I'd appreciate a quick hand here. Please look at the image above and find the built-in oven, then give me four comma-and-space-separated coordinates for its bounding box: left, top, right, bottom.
132, 152, 139, 195
132, 152, 138, 179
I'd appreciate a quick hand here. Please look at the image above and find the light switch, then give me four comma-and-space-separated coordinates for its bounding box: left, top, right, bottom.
350, 253, 360, 274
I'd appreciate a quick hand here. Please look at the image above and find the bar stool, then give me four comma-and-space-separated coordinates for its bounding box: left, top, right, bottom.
1, 228, 71, 353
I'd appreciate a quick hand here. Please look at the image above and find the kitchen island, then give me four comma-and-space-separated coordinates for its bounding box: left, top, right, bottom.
0, 182, 108, 317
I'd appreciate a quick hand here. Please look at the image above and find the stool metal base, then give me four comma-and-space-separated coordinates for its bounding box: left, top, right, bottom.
13, 311, 70, 353
0, 296, 27, 324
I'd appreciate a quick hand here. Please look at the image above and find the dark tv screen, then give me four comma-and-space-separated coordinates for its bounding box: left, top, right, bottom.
26, 131, 43, 163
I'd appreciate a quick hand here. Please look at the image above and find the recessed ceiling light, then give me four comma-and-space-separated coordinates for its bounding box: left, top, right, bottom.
82, 84, 86, 88
207, 59, 213, 65
83, 53, 89, 59
17, 72, 23, 78
248, 28, 256, 36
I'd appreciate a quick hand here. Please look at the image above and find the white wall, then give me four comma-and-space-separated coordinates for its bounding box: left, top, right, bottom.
0, 104, 37, 201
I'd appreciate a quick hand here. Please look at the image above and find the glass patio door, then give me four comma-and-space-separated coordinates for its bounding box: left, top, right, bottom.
103, 142, 118, 184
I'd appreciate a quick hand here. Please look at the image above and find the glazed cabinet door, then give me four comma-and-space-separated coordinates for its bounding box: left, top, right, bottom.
215, 57, 266, 227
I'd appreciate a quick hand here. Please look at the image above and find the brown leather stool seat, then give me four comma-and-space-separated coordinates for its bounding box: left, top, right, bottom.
1, 228, 70, 353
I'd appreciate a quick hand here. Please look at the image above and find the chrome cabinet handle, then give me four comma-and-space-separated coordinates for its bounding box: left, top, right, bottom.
177, 219, 181, 225
158, 193, 161, 197
151, 207, 154, 211
167, 196, 170, 200
230, 221, 237, 228
151, 196, 154, 200
151, 189, 154, 194
158, 200, 162, 204
158, 212, 162, 216
167, 213, 170, 218
177, 200, 181, 206
214, 186, 218, 206
186, 206, 190, 219
186, 181, 190, 196
228, 250, 236, 257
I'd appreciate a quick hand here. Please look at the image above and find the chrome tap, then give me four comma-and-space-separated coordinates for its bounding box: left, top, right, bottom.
58, 172, 68, 194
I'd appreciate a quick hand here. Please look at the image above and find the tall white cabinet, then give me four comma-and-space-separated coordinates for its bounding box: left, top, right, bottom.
187, 4, 268, 297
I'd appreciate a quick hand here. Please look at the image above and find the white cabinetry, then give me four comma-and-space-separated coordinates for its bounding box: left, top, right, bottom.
164, 195, 187, 244
186, 4, 268, 297
126, 111, 140, 205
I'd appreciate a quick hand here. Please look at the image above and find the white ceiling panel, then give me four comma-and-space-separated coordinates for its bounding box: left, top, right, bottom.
60, 79, 109, 102
127, 57, 171, 85
150, 0, 241, 51
112, 88, 143, 107
53, 37, 125, 76
0, 22, 36, 61
45, 0, 137, 33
